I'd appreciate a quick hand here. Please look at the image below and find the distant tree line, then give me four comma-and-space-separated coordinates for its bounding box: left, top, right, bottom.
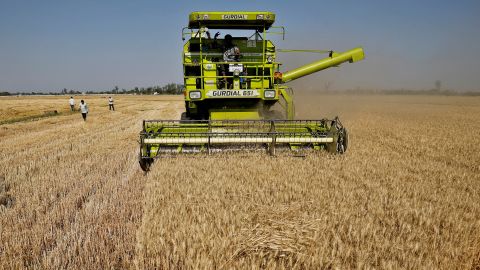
0, 83, 184, 96
2, 84, 480, 96
87, 83, 184, 95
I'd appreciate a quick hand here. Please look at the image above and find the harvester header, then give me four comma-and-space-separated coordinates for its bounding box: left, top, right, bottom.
139, 11, 365, 171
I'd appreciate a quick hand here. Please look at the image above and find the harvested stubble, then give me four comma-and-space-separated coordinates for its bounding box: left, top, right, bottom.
0, 96, 75, 122
0, 95, 183, 269
1, 94, 479, 269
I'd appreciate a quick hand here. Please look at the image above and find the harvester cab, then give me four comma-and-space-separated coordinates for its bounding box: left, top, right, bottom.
139, 11, 364, 171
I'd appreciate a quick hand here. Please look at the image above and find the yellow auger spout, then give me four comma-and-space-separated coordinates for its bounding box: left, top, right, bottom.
281, 47, 365, 83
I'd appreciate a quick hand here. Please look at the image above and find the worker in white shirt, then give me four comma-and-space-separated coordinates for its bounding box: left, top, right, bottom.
69, 97, 75, 111
79, 100, 89, 121
108, 96, 114, 111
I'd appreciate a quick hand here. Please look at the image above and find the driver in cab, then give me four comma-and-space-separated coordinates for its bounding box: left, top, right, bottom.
222, 34, 240, 62
214, 34, 240, 89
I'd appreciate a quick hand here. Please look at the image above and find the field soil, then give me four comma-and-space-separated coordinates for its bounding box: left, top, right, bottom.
1, 94, 479, 269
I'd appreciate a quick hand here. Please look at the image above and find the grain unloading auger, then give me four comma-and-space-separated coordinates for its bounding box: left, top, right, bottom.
139, 11, 364, 171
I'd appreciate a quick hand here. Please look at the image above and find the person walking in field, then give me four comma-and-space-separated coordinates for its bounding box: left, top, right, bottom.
79, 100, 88, 121
69, 96, 75, 111
108, 96, 114, 111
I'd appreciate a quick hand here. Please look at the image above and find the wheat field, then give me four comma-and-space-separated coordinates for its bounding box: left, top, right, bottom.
0, 94, 479, 269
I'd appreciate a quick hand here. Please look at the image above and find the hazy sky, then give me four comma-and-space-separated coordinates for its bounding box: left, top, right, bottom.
1, 0, 480, 92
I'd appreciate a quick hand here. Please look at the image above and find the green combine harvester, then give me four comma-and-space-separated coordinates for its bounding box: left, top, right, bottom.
139, 11, 364, 171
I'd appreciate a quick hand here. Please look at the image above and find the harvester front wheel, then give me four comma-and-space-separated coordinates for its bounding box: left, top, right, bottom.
180, 112, 190, 122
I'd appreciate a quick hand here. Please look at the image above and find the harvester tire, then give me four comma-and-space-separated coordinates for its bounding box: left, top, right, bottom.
180, 112, 190, 123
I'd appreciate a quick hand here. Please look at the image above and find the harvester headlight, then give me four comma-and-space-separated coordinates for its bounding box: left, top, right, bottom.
189, 91, 201, 99
267, 55, 274, 63
233, 69, 241, 77
264, 90, 276, 98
